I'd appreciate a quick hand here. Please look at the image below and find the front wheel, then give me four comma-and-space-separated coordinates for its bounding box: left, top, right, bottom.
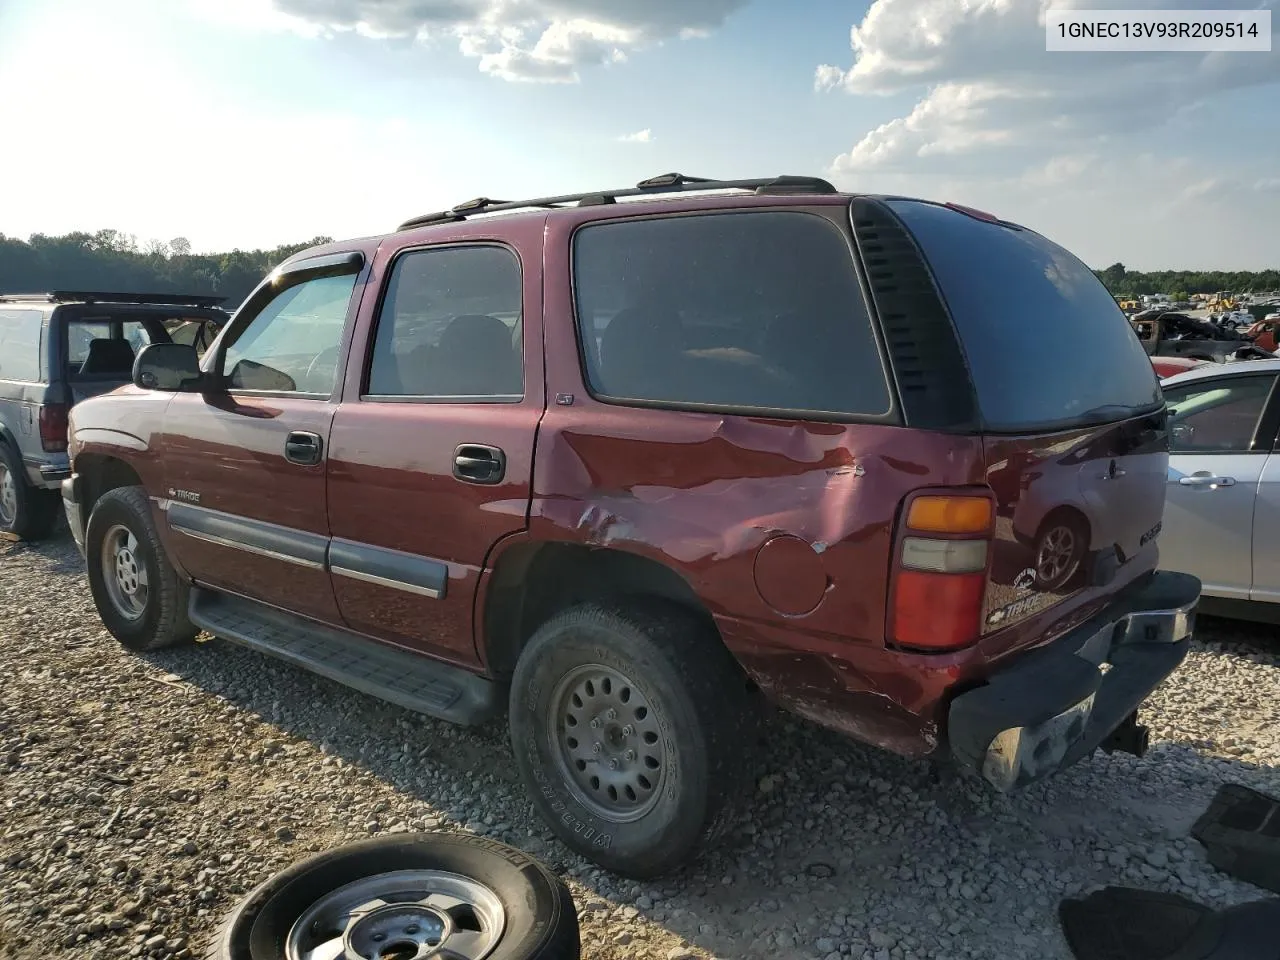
509, 599, 757, 878
85, 485, 197, 651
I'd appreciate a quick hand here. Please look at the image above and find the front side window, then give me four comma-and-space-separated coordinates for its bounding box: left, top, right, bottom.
0, 309, 43, 382
572, 211, 891, 417
222, 273, 357, 395
1164, 375, 1274, 453
366, 245, 523, 399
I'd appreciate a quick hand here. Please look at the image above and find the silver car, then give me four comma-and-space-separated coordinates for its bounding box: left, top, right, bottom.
1159, 358, 1280, 620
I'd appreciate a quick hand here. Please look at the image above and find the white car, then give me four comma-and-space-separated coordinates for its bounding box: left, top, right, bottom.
1159, 358, 1280, 621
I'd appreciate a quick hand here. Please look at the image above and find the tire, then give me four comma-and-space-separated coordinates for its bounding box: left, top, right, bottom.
509, 599, 758, 879
1033, 511, 1088, 591
206, 833, 579, 960
84, 485, 197, 651
0, 442, 60, 542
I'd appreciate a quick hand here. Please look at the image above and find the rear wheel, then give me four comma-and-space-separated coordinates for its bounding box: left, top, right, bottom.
509, 599, 758, 878
0, 443, 60, 542
85, 485, 197, 651
1034, 512, 1087, 591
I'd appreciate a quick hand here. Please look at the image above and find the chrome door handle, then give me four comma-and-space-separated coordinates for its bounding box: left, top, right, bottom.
1178, 475, 1236, 487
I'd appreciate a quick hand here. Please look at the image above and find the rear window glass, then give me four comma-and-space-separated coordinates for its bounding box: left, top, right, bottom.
573, 211, 892, 417
0, 309, 43, 382
888, 200, 1162, 431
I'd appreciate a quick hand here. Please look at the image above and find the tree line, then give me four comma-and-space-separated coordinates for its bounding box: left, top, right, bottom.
1096, 263, 1280, 298
1, 232, 1277, 307
0, 230, 334, 309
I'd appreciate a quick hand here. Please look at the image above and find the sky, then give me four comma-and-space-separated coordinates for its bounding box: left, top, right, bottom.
0, 0, 1277, 270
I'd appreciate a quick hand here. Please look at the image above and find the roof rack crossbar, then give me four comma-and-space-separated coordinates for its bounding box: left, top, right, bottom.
396, 173, 838, 230
0, 291, 228, 308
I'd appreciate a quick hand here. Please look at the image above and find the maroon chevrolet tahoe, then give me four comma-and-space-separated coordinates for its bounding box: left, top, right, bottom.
62, 174, 1200, 878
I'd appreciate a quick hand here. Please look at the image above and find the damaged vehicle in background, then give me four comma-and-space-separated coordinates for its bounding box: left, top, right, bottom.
60, 174, 1199, 878
1131, 308, 1275, 364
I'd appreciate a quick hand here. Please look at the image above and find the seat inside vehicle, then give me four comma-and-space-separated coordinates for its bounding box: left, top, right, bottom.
395, 313, 520, 397
78, 338, 136, 377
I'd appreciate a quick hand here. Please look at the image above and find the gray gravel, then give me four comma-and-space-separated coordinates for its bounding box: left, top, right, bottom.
2, 530, 1279, 960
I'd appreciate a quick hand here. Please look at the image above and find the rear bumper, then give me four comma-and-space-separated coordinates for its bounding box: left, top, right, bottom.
23, 454, 70, 490
948, 570, 1200, 791
62, 473, 86, 556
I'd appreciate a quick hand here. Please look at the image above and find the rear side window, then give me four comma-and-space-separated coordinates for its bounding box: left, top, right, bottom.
888, 200, 1161, 432
573, 211, 892, 417
0, 310, 43, 382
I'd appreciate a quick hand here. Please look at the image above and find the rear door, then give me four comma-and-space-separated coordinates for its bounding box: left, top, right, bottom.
162, 252, 367, 624
884, 199, 1169, 634
1160, 372, 1278, 598
325, 236, 543, 665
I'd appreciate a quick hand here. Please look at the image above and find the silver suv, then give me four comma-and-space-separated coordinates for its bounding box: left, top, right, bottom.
0, 291, 229, 540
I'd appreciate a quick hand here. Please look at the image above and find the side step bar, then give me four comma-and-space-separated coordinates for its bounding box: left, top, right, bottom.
188, 588, 502, 726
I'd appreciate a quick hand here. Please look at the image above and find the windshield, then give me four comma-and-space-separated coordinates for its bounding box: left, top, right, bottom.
888, 199, 1162, 432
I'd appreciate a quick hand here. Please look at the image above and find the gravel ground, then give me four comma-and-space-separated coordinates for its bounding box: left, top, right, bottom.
3, 529, 1279, 960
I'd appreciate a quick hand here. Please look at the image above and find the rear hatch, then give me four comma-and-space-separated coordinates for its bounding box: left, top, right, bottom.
885, 199, 1168, 638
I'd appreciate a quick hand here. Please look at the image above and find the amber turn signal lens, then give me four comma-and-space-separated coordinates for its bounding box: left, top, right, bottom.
906, 496, 993, 534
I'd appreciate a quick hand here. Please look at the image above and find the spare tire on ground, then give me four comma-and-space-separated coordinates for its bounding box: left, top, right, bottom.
207, 832, 579, 960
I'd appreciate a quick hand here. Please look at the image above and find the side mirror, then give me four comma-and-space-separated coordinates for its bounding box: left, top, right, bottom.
133, 343, 205, 392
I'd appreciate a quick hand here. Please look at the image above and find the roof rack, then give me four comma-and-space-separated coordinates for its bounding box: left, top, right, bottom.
397, 172, 839, 231
0, 291, 228, 308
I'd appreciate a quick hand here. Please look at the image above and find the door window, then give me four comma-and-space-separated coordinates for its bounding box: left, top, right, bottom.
366, 245, 522, 400
221, 273, 357, 395
1164, 375, 1275, 453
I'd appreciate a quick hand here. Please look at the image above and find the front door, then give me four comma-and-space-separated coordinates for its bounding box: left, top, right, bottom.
326, 239, 542, 664
1161, 372, 1278, 598
161, 257, 367, 623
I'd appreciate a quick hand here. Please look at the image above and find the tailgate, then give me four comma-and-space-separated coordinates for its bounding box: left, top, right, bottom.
983, 411, 1168, 633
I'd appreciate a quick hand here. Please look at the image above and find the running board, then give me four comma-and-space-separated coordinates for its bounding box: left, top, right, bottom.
188, 588, 502, 725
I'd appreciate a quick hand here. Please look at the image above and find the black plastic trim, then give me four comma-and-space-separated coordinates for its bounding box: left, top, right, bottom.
848, 197, 980, 433
188, 588, 498, 724
328, 538, 448, 601
168, 502, 328, 570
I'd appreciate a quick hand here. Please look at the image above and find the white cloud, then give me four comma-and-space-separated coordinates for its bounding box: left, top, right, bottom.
200, 0, 747, 82
1256, 178, 1280, 193
616, 128, 653, 143
820, 0, 1280, 173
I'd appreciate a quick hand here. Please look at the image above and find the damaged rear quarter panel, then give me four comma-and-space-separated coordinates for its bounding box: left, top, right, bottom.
523, 198, 994, 756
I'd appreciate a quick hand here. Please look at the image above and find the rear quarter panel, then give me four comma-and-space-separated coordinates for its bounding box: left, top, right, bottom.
517, 200, 993, 756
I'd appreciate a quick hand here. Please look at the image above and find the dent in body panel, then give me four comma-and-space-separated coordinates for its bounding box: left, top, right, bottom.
531, 407, 987, 642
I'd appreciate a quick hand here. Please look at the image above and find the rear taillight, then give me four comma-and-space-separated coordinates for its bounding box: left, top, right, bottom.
38, 403, 69, 453
889, 493, 993, 651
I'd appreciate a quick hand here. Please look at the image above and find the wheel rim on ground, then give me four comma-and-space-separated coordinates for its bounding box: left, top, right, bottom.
1037, 525, 1077, 586
100, 523, 150, 620
549, 663, 669, 823
0, 462, 16, 526
285, 869, 506, 960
